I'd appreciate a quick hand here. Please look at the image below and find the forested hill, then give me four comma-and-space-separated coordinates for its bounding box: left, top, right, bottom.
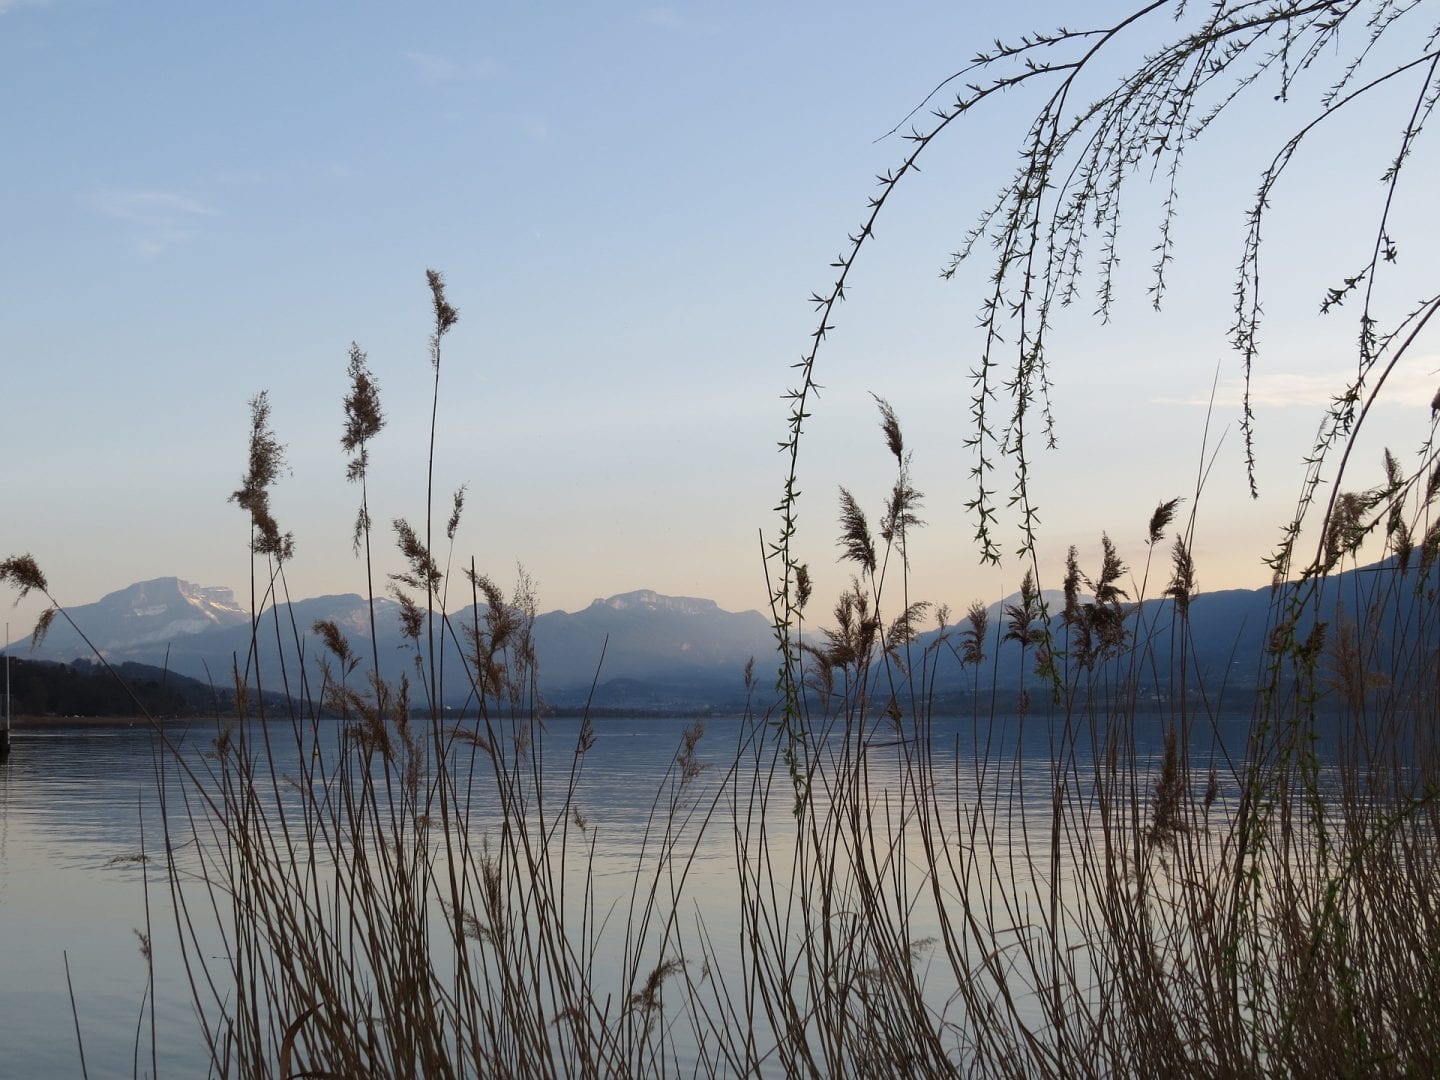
2, 657, 233, 720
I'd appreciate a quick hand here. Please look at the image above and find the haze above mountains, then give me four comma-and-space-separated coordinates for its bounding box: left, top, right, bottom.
6, 562, 1433, 713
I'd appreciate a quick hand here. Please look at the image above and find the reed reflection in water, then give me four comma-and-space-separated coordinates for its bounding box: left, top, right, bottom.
0, 710, 1239, 1076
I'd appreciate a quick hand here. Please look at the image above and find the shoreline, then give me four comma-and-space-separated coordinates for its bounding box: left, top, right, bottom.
6, 714, 197, 729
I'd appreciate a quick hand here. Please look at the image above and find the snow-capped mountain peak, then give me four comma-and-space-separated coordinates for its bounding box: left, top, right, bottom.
67, 577, 252, 651
590, 589, 719, 616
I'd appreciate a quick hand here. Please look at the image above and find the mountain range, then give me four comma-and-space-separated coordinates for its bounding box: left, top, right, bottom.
9, 578, 777, 711
6, 559, 1435, 713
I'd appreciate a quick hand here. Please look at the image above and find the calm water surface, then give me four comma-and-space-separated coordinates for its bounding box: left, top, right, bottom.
0, 712, 1232, 1077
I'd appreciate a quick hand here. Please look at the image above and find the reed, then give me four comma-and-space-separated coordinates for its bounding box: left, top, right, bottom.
3, 272, 1437, 1077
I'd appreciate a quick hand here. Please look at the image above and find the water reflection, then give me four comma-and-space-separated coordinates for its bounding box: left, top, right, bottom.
0, 725, 211, 1079
0, 712, 1241, 1076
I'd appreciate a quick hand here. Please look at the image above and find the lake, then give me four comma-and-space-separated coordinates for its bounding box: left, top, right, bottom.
0, 709, 1240, 1077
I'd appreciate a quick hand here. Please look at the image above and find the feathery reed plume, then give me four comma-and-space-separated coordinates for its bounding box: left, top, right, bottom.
873, 392, 904, 463
870, 398, 924, 569
1, 556, 63, 646
960, 600, 988, 666
505, 568, 540, 700
1297, 618, 1327, 667
449, 724, 495, 763
800, 640, 837, 705
627, 958, 685, 1024
446, 485, 466, 542
463, 567, 517, 700
826, 589, 859, 670
1147, 497, 1182, 546
30, 606, 57, 647
824, 579, 878, 670
1070, 534, 1129, 660
882, 599, 931, 680
1392, 516, 1414, 573
1062, 546, 1082, 624
1063, 546, 1095, 669
886, 600, 931, 650
1382, 447, 1402, 489
394, 591, 425, 641
230, 391, 292, 560
312, 619, 357, 677
341, 343, 386, 679
426, 268, 459, 350
1323, 489, 1378, 571
342, 344, 385, 485
1150, 723, 1187, 846
1325, 614, 1388, 712
677, 719, 705, 786
463, 567, 507, 617
1166, 537, 1196, 615
342, 343, 385, 545
0, 553, 48, 599
795, 563, 813, 614
836, 488, 877, 575
880, 478, 925, 552
1003, 570, 1044, 647
1090, 535, 1128, 607
391, 518, 442, 594
1422, 520, 1440, 575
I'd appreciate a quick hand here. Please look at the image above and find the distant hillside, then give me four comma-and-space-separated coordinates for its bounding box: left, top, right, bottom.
903, 555, 1439, 713
523, 590, 774, 705
2, 656, 237, 720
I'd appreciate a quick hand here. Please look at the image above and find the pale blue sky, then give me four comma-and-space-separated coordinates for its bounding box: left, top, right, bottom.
2, 0, 1437, 635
